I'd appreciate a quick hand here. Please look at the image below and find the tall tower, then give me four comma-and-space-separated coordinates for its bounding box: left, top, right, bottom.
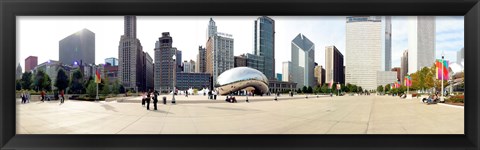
196, 46, 207, 73
59, 28, 95, 66
291, 33, 315, 88
408, 16, 435, 74
325, 45, 345, 84
154, 32, 174, 92
118, 16, 144, 91
401, 49, 409, 82
205, 18, 234, 88
253, 16, 275, 79
207, 18, 217, 39
345, 16, 391, 90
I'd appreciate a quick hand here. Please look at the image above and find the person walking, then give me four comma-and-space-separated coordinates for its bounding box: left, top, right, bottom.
141, 91, 146, 106
20, 91, 26, 104
40, 90, 45, 102
60, 90, 65, 103
146, 90, 151, 110
153, 90, 159, 110
26, 91, 30, 103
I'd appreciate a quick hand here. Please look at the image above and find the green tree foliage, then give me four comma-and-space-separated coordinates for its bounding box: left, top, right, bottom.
307, 86, 313, 93
54, 69, 69, 91
377, 85, 384, 93
385, 84, 391, 92
302, 86, 307, 93
112, 79, 120, 95
33, 70, 51, 91
86, 80, 97, 98
20, 72, 33, 90
119, 84, 126, 94
69, 69, 84, 94
321, 84, 329, 93
16, 79, 22, 90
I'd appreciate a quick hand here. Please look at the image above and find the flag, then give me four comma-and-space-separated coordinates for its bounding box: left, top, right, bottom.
95, 69, 101, 83
436, 59, 449, 80
391, 83, 395, 89
404, 76, 412, 87
328, 81, 333, 89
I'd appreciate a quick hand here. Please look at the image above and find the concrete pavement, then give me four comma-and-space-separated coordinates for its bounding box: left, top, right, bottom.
16, 95, 464, 134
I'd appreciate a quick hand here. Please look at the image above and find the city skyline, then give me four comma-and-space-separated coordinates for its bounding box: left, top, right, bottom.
17, 16, 464, 75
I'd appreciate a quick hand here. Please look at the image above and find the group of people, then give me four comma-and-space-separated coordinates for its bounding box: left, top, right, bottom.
423, 93, 440, 104
20, 91, 30, 104
208, 90, 218, 100
225, 96, 237, 103
141, 89, 159, 110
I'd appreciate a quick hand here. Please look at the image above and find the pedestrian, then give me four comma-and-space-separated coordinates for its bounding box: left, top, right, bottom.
40, 90, 45, 102
146, 90, 151, 110
153, 90, 159, 110
60, 90, 65, 103
21, 91, 26, 104
141, 91, 146, 106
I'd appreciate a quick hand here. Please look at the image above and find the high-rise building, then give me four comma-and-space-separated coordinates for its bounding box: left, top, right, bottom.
205, 18, 234, 88
25, 56, 38, 73
314, 65, 326, 86
377, 71, 398, 87
207, 18, 217, 39
325, 45, 345, 84
183, 60, 193, 73
196, 46, 207, 73
276, 73, 282, 81
457, 47, 464, 63
59, 28, 95, 66
282, 61, 293, 82
291, 33, 315, 88
253, 16, 275, 79
105, 57, 118, 66
401, 50, 409, 81
154, 32, 175, 93
16, 64, 22, 80
391, 67, 401, 82
345, 16, 392, 90
175, 48, 182, 72
408, 16, 435, 74
189, 60, 196, 73
118, 16, 145, 91
246, 53, 264, 72
234, 55, 247, 67
145, 52, 154, 91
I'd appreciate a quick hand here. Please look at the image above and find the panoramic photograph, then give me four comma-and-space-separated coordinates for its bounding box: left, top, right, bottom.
15, 16, 464, 134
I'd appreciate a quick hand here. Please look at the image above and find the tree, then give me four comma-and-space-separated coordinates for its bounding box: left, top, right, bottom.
69, 69, 84, 94
377, 85, 384, 93
33, 70, 50, 91
119, 84, 126, 94
86, 80, 97, 98
20, 72, 33, 90
358, 86, 363, 93
385, 84, 391, 92
349, 84, 357, 93
54, 69, 69, 91
321, 84, 328, 93
112, 79, 120, 95
307, 86, 313, 93
16, 79, 22, 90
302, 86, 307, 93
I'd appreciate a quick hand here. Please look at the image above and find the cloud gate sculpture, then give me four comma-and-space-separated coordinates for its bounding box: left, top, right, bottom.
216, 67, 269, 95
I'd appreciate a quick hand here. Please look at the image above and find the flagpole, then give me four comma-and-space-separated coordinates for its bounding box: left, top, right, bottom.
441, 50, 444, 102
96, 82, 99, 101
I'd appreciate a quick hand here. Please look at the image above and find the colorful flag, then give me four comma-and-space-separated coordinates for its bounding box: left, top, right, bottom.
435, 59, 449, 80
95, 69, 101, 83
404, 76, 412, 87
328, 81, 333, 89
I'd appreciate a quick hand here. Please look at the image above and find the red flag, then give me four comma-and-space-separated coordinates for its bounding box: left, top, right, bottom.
95, 70, 101, 83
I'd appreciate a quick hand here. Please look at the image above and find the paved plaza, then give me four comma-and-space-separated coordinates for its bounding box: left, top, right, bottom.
16, 95, 464, 134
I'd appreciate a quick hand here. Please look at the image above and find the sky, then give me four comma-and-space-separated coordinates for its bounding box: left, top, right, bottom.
17, 16, 464, 74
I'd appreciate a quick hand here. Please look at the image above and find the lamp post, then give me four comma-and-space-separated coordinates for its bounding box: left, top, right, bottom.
172, 54, 176, 104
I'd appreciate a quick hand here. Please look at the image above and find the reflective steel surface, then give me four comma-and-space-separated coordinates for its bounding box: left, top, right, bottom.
216, 67, 269, 95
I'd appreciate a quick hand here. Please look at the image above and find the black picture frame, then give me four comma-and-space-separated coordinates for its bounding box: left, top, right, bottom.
1, 0, 479, 149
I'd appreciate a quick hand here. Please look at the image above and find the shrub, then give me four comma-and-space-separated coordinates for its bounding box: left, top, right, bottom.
447, 95, 464, 103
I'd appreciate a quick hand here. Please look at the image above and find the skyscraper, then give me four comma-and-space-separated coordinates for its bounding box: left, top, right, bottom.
175, 48, 182, 72
205, 18, 234, 88
401, 49, 409, 82
59, 28, 95, 66
408, 16, 435, 74
207, 18, 217, 39
457, 47, 464, 63
105, 57, 118, 66
16, 63, 22, 80
25, 56, 38, 72
154, 32, 174, 92
253, 16, 275, 79
282, 61, 293, 82
325, 45, 345, 84
196, 46, 207, 73
145, 52, 154, 90
345, 16, 392, 90
291, 33, 315, 88
314, 65, 326, 86
118, 16, 144, 91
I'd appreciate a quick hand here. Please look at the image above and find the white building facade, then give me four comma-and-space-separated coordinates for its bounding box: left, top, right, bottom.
290, 33, 315, 88
408, 16, 436, 74
345, 16, 392, 90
